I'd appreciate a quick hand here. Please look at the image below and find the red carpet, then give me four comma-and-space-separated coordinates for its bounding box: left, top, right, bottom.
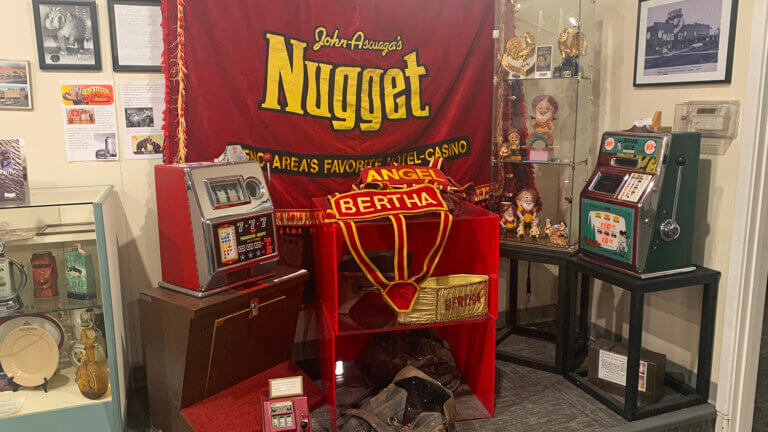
182, 361, 324, 432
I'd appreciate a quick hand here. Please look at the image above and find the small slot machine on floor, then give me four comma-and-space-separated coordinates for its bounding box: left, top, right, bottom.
579, 130, 701, 278
155, 161, 278, 297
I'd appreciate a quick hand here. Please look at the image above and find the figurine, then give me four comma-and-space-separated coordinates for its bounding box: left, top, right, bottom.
31, 251, 58, 298
524, 95, 558, 162
506, 129, 522, 161
75, 328, 109, 400
545, 218, 569, 246
499, 202, 516, 238
502, 32, 536, 77
65, 244, 97, 300
515, 188, 540, 240
498, 138, 511, 161
530, 219, 541, 241
554, 27, 586, 78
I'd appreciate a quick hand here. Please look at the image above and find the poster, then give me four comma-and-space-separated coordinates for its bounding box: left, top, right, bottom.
161, 0, 494, 215
60, 82, 118, 162
0, 61, 32, 110
120, 81, 164, 159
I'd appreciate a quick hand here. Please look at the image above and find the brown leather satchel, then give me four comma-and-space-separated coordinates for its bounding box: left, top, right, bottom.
365, 330, 461, 393
340, 366, 457, 432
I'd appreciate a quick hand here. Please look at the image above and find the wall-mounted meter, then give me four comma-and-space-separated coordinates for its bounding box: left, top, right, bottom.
673, 101, 740, 155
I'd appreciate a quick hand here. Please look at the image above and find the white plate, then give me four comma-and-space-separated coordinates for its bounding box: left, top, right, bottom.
0, 315, 64, 349
0, 325, 59, 387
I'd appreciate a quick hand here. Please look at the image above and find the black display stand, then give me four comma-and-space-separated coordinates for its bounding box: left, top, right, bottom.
564, 257, 720, 421
496, 243, 589, 374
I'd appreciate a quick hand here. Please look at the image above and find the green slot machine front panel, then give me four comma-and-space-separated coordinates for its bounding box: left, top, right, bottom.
580, 199, 635, 265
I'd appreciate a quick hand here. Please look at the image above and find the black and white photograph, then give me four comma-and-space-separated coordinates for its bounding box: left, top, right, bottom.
535, 45, 553, 79
634, 0, 738, 86
33, 0, 102, 70
125, 107, 154, 128
93, 132, 118, 160
0, 61, 32, 110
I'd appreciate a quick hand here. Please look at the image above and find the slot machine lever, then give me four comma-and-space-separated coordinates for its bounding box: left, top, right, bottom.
659, 156, 686, 241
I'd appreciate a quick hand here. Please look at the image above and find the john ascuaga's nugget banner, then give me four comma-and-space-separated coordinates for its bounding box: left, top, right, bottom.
162, 0, 493, 212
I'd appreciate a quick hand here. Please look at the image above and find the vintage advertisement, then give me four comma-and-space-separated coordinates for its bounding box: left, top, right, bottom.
60, 82, 118, 162
120, 81, 164, 159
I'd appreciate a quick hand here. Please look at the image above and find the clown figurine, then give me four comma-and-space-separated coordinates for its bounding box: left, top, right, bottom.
515, 188, 540, 239
524, 95, 558, 161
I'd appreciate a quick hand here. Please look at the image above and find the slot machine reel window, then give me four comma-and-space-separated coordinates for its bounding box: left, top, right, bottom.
590, 173, 626, 196
206, 177, 249, 208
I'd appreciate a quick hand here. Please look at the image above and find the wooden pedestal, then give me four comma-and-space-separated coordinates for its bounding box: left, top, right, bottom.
139, 266, 309, 432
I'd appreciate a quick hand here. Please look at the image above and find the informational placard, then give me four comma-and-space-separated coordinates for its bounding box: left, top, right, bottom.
598, 349, 648, 392
60, 82, 119, 162
269, 376, 304, 398
120, 81, 164, 159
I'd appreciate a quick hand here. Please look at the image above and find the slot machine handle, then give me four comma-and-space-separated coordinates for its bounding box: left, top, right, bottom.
659, 156, 686, 241
263, 153, 273, 185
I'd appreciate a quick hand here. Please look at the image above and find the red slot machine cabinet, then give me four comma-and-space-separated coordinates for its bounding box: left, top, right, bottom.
155, 161, 279, 297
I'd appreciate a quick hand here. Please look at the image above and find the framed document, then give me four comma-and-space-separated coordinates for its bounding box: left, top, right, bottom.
634, 0, 739, 86
107, 0, 163, 72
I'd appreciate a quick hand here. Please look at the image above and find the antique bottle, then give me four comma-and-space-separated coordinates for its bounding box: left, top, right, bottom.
64, 244, 97, 300
75, 328, 109, 400
31, 251, 58, 298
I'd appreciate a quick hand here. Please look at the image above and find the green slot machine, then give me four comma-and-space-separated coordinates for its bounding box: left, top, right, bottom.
579, 130, 701, 278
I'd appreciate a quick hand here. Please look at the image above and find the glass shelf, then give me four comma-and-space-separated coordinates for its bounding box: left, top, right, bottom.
1, 293, 103, 319
493, 158, 583, 167
0, 186, 111, 209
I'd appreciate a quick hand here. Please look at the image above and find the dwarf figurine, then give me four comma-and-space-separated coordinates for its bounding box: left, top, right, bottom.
530, 219, 541, 241
547, 220, 570, 246
515, 188, 540, 239
524, 95, 558, 161
498, 140, 512, 161
544, 218, 554, 238
499, 202, 516, 238
507, 129, 522, 161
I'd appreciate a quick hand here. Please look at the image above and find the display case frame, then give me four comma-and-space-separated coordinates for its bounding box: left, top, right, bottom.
0, 186, 126, 432
491, 0, 597, 253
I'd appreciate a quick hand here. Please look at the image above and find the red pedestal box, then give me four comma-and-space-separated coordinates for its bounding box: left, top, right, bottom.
312, 198, 499, 430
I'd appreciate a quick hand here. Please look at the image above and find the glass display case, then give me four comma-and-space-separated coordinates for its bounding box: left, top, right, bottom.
0, 186, 124, 432
491, 0, 597, 251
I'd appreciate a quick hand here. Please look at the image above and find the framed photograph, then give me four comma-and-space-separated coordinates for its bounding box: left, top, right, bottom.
0, 61, 32, 110
108, 0, 162, 72
634, 0, 738, 86
535, 46, 553, 79
32, 0, 102, 70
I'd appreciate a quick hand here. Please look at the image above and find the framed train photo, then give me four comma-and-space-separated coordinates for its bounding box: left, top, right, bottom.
634, 0, 738, 86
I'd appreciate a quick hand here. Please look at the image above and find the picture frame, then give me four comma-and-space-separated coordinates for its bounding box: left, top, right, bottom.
634, 0, 738, 86
32, 0, 102, 70
0, 60, 33, 110
107, 0, 163, 72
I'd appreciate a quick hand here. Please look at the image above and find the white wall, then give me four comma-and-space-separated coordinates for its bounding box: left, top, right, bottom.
0, 0, 163, 368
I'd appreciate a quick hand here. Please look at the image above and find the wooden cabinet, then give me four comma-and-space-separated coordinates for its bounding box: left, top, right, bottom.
139, 266, 309, 432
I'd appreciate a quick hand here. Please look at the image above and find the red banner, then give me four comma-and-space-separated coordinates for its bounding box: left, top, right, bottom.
162, 0, 493, 212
